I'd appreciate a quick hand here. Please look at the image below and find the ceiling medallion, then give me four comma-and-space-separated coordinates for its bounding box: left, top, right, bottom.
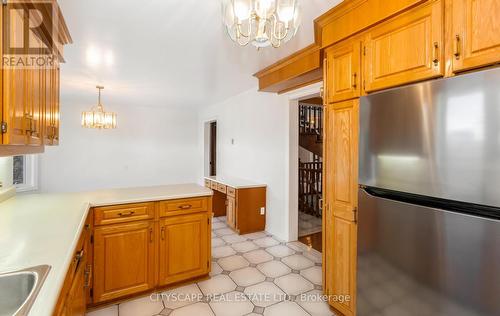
222, 0, 301, 48
81, 86, 117, 129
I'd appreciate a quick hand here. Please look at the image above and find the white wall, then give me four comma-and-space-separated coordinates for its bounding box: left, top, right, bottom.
198, 87, 293, 241
39, 102, 201, 192
0, 157, 13, 188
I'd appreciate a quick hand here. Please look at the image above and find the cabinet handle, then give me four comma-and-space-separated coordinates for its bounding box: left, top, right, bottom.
74, 250, 84, 263
24, 113, 33, 134
84, 264, 92, 288
178, 204, 192, 210
117, 211, 135, 216
161, 227, 165, 240
454, 35, 460, 60
149, 228, 153, 242
432, 42, 439, 66
352, 72, 357, 89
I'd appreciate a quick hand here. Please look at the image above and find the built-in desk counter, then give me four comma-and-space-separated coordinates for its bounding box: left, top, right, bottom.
204, 176, 266, 234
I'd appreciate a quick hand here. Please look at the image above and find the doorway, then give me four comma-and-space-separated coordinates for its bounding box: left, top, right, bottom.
297, 97, 323, 252
204, 120, 217, 177
209, 121, 217, 176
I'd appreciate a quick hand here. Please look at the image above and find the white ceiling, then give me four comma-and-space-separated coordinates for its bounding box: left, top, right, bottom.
59, 0, 342, 109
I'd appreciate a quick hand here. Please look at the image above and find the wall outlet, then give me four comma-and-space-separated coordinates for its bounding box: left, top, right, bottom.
260, 207, 265, 215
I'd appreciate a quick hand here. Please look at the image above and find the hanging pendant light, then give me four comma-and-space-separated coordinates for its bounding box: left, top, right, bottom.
222, 0, 301, 48
81, 85, 117, 129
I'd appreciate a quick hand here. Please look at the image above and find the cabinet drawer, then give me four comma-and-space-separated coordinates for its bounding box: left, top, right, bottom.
93, 202, 155, 226
204, 179, 211, 188
210, 181, 218, 190
227, 186, 236, 198
217, 183, 227, 194
159, 197, 210, 217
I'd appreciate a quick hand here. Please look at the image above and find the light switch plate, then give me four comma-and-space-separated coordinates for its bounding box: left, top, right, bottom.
260, 207, 265, 215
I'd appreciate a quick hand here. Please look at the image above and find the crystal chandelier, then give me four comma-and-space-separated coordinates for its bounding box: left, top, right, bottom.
81, 86, 117, 129
222, 0, 301, 48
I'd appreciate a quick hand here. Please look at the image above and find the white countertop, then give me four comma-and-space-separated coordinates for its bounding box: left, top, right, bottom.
0, 184, 212, 316
204, 176, 266, 189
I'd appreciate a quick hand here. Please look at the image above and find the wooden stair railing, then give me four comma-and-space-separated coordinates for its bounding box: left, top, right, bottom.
299, 104, 323, 157
299, 104, 323, 142
298, 160, 323, 218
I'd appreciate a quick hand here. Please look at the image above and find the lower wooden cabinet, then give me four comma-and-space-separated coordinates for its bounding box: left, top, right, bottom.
64, 261, 87, 316
158, 213, 210, 285
54, 214, 92, 316
324, 216, 357, 316
93, 220, 156, 303
86, 196, 212, 307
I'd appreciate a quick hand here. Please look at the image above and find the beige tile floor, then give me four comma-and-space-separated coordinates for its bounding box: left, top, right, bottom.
86, 216, 335, 316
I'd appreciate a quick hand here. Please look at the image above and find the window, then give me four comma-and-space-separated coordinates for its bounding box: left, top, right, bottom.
13, 155, 38, 192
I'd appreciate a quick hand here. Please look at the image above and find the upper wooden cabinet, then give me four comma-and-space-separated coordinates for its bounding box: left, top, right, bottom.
93, 220, 156, 303
451, 0, 500, 72
324, 39, 362, 103
158, 212, 210, 286
364, 0, 444, 92
0, 1, 71, 156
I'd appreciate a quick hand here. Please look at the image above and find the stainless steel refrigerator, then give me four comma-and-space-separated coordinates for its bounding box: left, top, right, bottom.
358, 68, 500, 316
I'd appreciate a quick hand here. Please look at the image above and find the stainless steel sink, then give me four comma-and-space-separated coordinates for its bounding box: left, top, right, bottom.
0, 265, 51, 316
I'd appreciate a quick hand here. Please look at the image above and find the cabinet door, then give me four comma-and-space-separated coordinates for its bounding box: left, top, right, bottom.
323, 99, 358, 316
331, 100, 358, 222
328, 217, 357, 316
26, 62, 43, 145
159, 213, 210, 285
364, 0, 443, 92
43, 63, 60, 145
451, 0, 500, 72
64, 260, 86, 316
2, 8, 28, 145
93, 221, 156, 303
325, 39, 361, 103
226, 196, 236, 230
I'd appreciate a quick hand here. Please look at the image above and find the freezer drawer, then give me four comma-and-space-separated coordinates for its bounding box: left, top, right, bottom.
357, 188, 500, 316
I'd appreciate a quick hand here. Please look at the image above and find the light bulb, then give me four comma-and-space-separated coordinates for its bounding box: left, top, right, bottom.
234, 0, 251, 21
223, 0, 235, 26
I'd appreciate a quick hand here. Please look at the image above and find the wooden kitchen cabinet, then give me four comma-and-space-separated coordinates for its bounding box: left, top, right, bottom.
158, 212, 210, 285
323, 99, 358, 316
54, 214, 92, 316
63, 260, 87, 316
93, 220, 156, 303
324, 39, 362, 103
364, 0, 443, 92
451, 0, 500, 72
0, 1, 70, 155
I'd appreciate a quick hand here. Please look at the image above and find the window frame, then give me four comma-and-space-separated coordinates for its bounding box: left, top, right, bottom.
13, 154, 39, 192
